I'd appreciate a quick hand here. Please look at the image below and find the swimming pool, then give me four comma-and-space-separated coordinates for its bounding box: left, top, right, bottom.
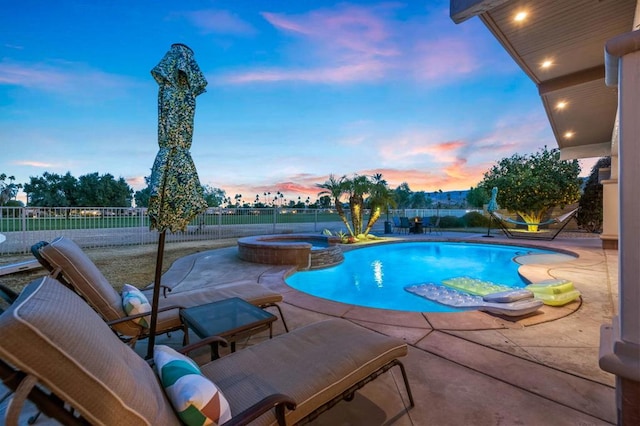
285, 242, 571, 312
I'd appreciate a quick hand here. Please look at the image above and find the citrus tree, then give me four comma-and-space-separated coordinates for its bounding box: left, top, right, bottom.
480, 147, 581, 231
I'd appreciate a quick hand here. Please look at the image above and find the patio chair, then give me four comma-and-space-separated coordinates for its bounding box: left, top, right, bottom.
31, 237, 288, 347
425, 216, 441, 235
398, 217, 412, 234
0, 277, 414, 426
392, 216, 401, 233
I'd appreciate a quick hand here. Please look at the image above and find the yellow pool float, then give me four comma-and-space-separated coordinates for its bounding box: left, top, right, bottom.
442, 277, 511, 296
525, 279, 581, 306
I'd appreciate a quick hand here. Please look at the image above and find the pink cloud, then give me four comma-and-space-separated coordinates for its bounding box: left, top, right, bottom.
214, 4, 494, 86
13, 160, 56, 168
410, 37, 479, 81
184, 10, 255, 35
219, 60, 386, 84
126, 176, 146, 189
262, 6, 397, 57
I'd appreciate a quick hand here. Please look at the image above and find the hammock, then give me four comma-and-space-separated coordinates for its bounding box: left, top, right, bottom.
490, 208, 578, 241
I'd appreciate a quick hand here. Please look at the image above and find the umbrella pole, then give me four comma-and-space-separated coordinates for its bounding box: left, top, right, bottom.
483, 214, 494, 238
146, 230, 166, 360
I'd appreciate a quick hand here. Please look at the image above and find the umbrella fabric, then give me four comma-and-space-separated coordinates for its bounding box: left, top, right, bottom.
148, 43, 208, 233
487, 187, 499, 213
146, 44, 208, 359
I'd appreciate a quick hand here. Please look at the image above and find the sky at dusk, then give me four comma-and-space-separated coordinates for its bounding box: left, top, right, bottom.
1, 0, 596, 206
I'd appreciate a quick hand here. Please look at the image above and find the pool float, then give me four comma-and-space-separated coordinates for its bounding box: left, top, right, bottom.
404, 283, 543, 317
525, 279, 581, 306
442, 277, 533, 302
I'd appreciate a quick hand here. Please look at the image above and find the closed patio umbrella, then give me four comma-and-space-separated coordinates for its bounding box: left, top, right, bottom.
484, 187, 499, 238
146, 43, 208, 359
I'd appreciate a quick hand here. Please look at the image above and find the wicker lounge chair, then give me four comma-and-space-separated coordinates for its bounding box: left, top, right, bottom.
0, 277, 414, 425
31, 237, 288, 347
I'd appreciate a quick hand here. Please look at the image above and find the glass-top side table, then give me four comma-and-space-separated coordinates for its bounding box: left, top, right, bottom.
180, 297, 277, 359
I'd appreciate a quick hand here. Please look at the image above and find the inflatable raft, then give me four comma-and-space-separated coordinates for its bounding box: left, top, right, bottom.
405, 283, 543, 317
442, 277, 533, 301
525, 279, 581, 306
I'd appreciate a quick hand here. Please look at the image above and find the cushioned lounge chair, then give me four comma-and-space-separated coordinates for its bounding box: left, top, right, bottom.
31, 237, 288, 347
0, 277, 414, 425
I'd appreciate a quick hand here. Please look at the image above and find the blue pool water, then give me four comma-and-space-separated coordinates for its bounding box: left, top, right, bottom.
285, 242, 564, 312
286, 239, 330, 250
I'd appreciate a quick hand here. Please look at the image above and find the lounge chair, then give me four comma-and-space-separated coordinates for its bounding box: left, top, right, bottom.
491, 208, 578, 241
0, 277, 414, 425
31, 237, 288, 347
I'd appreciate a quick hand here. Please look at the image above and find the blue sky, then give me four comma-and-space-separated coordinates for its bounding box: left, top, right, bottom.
0, 0, 593, 205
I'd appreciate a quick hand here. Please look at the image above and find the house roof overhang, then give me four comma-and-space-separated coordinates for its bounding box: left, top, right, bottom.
450, 0, 637, 160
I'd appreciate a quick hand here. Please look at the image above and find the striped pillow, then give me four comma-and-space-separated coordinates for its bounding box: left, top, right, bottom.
121, 284, 151, 328
154, 345, 232, 426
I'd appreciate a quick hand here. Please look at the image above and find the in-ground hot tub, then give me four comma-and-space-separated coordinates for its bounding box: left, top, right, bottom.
237, 234, 344, 270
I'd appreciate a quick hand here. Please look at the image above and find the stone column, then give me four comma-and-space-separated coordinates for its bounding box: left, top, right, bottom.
600, 30, 640, 425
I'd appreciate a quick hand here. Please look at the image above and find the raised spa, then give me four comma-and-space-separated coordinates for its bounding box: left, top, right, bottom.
237, 234, 344, 270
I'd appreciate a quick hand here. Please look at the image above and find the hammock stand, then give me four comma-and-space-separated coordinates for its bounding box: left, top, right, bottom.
491, 208, 578, 241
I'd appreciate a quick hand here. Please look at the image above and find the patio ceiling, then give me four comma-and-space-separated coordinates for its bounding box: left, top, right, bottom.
450, 0, 637, 160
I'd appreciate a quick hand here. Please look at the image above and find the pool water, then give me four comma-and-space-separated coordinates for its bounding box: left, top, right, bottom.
285, 242, 566, 312
285, 239, 330, 250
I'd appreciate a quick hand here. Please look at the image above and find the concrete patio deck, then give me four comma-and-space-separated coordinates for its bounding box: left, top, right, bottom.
2, 231, 618, 425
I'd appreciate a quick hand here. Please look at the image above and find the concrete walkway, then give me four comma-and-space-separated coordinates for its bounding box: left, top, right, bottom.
2, 231, 618, 425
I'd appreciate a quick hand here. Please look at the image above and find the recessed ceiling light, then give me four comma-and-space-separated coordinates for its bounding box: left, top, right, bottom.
556, 101, 568, 110
541, 60, 553, 69
564, 131, 574, 139
514, 11, 527, 22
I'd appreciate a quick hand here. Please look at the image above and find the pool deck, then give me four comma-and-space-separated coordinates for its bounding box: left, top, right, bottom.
6, 231, 619, 425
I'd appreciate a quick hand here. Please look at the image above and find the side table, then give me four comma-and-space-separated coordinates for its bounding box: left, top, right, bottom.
180, 297, 277, 360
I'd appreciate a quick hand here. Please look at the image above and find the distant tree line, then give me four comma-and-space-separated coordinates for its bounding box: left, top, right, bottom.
2, 146, 609, 236
22, 172, 133, 207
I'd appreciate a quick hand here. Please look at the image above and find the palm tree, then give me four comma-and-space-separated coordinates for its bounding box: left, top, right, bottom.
317, 175, 353, 235
364, 174, 395, 235
346, 175, 371, 236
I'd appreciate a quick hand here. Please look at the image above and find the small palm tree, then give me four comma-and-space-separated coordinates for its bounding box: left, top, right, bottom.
346, 175, 371, 236
364, 174, 395, 235
317, 175, 353, 236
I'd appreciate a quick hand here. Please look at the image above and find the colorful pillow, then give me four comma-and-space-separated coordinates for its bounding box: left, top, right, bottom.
154, 345, 232, 426
121, 284, 151, 328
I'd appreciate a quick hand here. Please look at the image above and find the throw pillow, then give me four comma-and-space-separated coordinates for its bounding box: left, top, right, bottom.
154, 345, 232, 426
121, 284, 151, 328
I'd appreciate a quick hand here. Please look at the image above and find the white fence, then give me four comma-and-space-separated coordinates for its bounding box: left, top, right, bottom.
0, 206, 480, 255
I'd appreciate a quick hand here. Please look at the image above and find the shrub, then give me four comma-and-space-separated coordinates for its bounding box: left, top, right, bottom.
461, 211, 489, 227
438, 215, 464, 228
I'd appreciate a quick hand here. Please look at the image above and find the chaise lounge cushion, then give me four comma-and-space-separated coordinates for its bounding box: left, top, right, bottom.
0, 276, 178, 425
200, 318, 408, 426
0, 277, 410, 425
36, 237, 282, 338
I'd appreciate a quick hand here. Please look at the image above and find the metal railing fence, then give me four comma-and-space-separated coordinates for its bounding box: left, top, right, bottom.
0, 206, 481, 255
